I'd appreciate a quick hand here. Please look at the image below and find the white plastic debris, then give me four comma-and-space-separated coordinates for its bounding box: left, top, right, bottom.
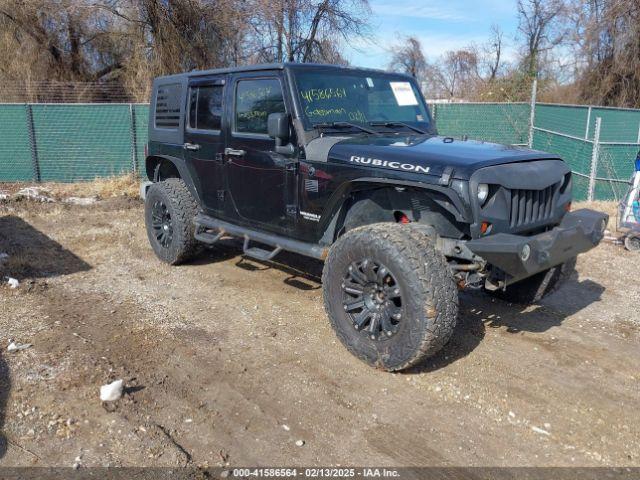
7, 340, 32, 352
16, 187, 55, 203
295, 439, 305, 447
282, 424, 290, 431
100, 379, 124, 402
531, 425, 551, 436
6, 277, 19, 289
0, 191, 9, 201
64, 196, 98, 206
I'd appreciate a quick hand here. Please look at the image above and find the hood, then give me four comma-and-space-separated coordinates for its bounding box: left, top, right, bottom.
325, 134, 562, 180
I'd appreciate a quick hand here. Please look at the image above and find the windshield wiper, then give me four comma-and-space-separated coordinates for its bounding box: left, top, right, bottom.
314, 122, 378, 135
368, 121, 428, 135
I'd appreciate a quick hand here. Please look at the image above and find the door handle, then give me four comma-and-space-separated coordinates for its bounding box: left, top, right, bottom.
225, 148, 246, 157
183, 142, 201, 151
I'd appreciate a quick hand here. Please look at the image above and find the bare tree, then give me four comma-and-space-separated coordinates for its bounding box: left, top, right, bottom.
569, 0, 640, 107
250, 0, 370, 64
432, 49, 479, 99
517, 0, 567, 77
484, 24, 504, 82
388, 36, 427, 78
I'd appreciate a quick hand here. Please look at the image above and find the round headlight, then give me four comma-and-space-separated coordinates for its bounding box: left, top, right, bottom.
520, 244, 531, 262
477, 184, 489, 205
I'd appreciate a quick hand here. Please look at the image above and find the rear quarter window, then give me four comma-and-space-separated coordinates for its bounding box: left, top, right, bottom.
188, 85, 223, 131
154, 83, 182, 129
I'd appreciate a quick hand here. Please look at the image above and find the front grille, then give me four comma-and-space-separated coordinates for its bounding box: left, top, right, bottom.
509, 185, 556, 228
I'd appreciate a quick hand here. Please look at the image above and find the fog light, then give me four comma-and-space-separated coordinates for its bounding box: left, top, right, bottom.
520, 244, 531, 262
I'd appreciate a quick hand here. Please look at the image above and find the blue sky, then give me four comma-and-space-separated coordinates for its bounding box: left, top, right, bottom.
344, 0, 521, 69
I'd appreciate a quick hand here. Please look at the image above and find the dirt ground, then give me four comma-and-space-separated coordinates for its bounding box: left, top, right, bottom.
0, 189, 638, 469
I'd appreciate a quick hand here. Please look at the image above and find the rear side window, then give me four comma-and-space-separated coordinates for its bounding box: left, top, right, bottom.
154, 83, 182, 129
235, 78, 285, 135
188, 84, 223, 131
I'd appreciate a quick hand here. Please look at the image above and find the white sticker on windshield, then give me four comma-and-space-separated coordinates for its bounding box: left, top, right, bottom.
390, 82, 418, 106
366, 77, 374, 88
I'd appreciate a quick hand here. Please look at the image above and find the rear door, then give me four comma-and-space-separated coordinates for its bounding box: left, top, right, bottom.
183, 76, 226, 214
224, 72, 296, 232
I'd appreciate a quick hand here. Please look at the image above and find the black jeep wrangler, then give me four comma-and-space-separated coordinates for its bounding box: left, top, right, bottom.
143, 63, 607, 371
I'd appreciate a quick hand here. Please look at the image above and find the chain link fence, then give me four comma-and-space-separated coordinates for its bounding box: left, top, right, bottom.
0, 88, 639, 201
430, 85, 640, 201
0, 103, 148, 183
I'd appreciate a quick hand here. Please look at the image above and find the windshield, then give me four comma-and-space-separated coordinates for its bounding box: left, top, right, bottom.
292, 69, 432, 130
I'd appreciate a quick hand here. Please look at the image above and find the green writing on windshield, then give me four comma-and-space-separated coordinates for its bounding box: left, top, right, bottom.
304, 105, 367, 123
300, 87, 348, 104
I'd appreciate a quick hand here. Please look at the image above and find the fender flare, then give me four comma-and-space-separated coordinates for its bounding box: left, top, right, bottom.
145, 154, 203, 205
318, 177, 471, 244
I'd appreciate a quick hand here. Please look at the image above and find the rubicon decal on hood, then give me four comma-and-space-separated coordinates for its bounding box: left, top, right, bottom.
349, 156, 430, 174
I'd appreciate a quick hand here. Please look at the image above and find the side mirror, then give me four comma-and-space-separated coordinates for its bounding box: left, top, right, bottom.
268, 112, 290, 141
268, 112, 294, 154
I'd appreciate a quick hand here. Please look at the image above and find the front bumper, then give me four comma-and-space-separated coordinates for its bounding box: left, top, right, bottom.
466, 209, 608, 286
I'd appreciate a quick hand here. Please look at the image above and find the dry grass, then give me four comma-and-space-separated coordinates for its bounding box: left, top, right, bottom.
45, 173, 141, 199
574, 200, 620, 231
0, 174, 141, 200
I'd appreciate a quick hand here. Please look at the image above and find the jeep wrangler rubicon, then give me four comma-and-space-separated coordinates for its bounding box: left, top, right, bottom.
142, 63, 608, 371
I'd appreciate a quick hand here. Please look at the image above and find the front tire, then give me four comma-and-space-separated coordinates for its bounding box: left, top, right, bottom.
144, 179, 200, 265
322, 223, 458, 371
488, 257, 577, 305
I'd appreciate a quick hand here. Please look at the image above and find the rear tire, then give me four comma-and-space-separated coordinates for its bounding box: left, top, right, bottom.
144, 179, 200, 265
487, 257, 577, 305
322, 223, 458, 371
625, 234, 640, 252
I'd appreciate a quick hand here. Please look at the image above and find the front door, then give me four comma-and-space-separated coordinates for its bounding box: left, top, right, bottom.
224, 75, 294, 232
183, 76, 226, 214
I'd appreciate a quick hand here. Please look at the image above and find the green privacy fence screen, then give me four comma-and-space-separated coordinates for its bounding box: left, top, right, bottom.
0, 101, 638, 201
431, 102, 531, 146
431, 101, 640, 201
0, 103, 148, 183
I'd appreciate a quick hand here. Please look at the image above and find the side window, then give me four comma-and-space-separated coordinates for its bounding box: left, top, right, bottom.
155, 83, 182, 129
235, 78, 285, 135
188, 84, 223, 131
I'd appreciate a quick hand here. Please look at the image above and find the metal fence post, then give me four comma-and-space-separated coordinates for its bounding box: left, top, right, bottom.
588, 117, 602, 201
585, 106, 592, 140
527, 78, 537, 148
637, 121, 640, 144
129, 103, 138, 174
25, 104, 41, 182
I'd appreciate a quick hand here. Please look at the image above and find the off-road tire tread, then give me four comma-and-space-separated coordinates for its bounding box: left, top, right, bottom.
322, 223, 458, 371
145, 179, 200, 265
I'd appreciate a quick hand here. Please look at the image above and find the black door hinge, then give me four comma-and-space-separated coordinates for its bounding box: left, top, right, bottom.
217, 190, 226, 202
285, 162, 299, 173
286, 204, 298, 217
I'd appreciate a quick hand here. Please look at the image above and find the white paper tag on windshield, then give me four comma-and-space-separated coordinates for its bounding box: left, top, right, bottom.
390, 82, 418, 106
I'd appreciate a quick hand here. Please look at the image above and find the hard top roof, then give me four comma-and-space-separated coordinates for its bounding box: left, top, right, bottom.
154, 62, 413, 82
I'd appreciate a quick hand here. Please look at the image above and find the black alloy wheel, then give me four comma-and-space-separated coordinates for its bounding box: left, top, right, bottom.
151, 200, 174, 248
342, 259, 402, 340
